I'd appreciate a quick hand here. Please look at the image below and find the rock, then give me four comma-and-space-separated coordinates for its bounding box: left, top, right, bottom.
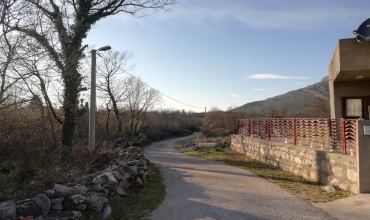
48, 210, 62, 218
123, 172, 131, 180
112, 167, 126, 176
51, 198, 64, 211
128, 165, 138, 176
74, 175, 92, 185
92, 175, 106, 185
322, 185, 338, 193
60, 210, 82, 219
16, 199, 42, 217
136, 177, 144, 186
87, 172, 101, 180
42, 189, 56, 199
51, 202, 64, 211
93, 172, 118, 186
111, 138, 129, 148
34, 194, 51, 217
127, 160, 137, 166
88, 194, 108, 212
62, 194, 87, 211
139, 170, 147, 182
86, 183, 105, 192
137, 159, 146, 166
114, 186, 127, 197
115, 159, 127, 167
99, 188, 109, 197
0, 200, 17, 220
105, 165, 119, 172
54, 184, 88, 198
119, 179, 130, 190
128, 146, 142, 154
34, 216, 44, 220
111, 171, 124, 181
102, 204, 112, 220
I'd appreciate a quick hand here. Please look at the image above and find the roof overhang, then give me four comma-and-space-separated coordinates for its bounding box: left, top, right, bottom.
329, 38, 370, 82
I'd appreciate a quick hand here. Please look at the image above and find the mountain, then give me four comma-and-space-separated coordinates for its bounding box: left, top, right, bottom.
234, 77, 330, 118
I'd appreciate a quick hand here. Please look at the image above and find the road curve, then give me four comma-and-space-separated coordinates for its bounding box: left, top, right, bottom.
144, 135, 333, 220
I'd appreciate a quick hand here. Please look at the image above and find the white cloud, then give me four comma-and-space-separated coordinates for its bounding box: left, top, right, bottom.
246, 74, 309, 80
230, 94, 239, 98
252, 89, 266, 91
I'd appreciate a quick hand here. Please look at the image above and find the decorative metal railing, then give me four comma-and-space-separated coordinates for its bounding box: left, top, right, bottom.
235, 118, 358, 154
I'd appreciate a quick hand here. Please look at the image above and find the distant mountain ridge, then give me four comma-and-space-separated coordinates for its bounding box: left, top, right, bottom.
234, 77, 330, 117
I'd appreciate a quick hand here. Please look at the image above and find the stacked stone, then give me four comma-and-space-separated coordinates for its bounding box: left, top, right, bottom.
0, 146, 149, 220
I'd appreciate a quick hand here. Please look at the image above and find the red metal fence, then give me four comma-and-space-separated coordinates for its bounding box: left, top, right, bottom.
235, 118, 358, 154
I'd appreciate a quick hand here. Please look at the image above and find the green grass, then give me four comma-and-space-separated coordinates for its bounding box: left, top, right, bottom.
108, 162, 166, 220
178, 140, 350, 203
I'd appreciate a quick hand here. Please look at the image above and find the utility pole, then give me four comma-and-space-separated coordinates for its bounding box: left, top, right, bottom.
89, 45, 111, 152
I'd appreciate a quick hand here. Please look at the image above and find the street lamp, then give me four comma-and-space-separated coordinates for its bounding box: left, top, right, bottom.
89, 45, 111, 152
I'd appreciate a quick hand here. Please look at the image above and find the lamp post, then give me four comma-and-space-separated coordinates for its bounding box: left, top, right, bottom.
89, 45, 111, 152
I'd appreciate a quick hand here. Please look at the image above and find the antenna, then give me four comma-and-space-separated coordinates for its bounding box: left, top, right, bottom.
353, 18, 370, 42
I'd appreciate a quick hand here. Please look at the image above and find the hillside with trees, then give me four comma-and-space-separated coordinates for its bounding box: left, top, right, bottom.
234, 77, 330, 118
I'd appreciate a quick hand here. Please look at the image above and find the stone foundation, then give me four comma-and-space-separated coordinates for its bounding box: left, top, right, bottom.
231, 134, 358, 193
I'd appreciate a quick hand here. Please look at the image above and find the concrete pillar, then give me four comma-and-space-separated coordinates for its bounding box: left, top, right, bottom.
357, 120, 370, 193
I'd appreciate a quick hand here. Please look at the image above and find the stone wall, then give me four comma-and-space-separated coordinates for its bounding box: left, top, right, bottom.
231, 134, 358, 194
0, 146, 149, 220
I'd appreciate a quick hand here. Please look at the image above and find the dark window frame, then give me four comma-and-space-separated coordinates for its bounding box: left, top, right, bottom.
342, 97, 364, 119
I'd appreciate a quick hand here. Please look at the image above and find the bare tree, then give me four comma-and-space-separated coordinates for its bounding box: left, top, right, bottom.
301, 96, 330, 118
96, 50, 134, 135
1, 0, 175, 153
201, 110, 235, 137
261, 101, 290, 118
123, 76, 162, 137
0, 24, 30, 109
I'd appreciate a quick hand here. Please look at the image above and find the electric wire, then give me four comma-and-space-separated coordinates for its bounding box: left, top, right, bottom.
123, 71, 205, 109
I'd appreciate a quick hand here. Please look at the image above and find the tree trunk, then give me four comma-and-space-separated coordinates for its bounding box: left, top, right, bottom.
61, 68, 81, 155
112, 100, 122, 135
106, 104, 111, 135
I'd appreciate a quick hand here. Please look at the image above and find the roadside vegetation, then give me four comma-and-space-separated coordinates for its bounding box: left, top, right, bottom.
175, 137, 351, 203
0, 1, 194, 217
108, 162, 165, 220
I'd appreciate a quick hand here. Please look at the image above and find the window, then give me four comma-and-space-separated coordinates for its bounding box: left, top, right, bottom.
345, 98, 363, 118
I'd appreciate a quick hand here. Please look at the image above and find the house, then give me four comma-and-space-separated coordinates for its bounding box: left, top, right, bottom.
328, 38, 370, 193
329, 38, 370, 120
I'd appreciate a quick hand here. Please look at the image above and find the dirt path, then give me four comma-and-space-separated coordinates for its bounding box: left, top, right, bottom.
144, 136, 333, 220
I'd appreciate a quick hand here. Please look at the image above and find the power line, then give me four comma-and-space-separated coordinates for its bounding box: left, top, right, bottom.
123, 72, 205, 109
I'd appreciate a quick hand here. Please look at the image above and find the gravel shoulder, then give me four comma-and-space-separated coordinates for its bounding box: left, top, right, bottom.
144, 136, 333, 220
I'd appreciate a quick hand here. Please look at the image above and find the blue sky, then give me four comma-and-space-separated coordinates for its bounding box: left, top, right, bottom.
84, 0, 370, 112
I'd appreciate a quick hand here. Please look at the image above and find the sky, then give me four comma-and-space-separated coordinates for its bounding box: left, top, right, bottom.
84, 0, 370, 112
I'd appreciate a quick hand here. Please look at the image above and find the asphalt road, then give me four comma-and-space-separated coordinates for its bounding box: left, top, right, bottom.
144, 136, 334, 220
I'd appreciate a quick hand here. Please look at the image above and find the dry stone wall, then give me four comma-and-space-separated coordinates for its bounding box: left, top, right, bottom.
0, 146, 149, 220
231, 134, 358, 193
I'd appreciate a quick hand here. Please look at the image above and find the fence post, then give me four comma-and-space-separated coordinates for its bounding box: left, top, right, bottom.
341, 119, 347, 154
268, 119, 271, 141
293, 118, 297, 145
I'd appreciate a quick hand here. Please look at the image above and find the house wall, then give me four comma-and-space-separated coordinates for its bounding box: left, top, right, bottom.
329, 38, 370, 119
331, 80, 370, 119
231, 134, 358, 193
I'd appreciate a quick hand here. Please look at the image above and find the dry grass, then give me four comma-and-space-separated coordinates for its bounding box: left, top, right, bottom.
0, 144, 119, 202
